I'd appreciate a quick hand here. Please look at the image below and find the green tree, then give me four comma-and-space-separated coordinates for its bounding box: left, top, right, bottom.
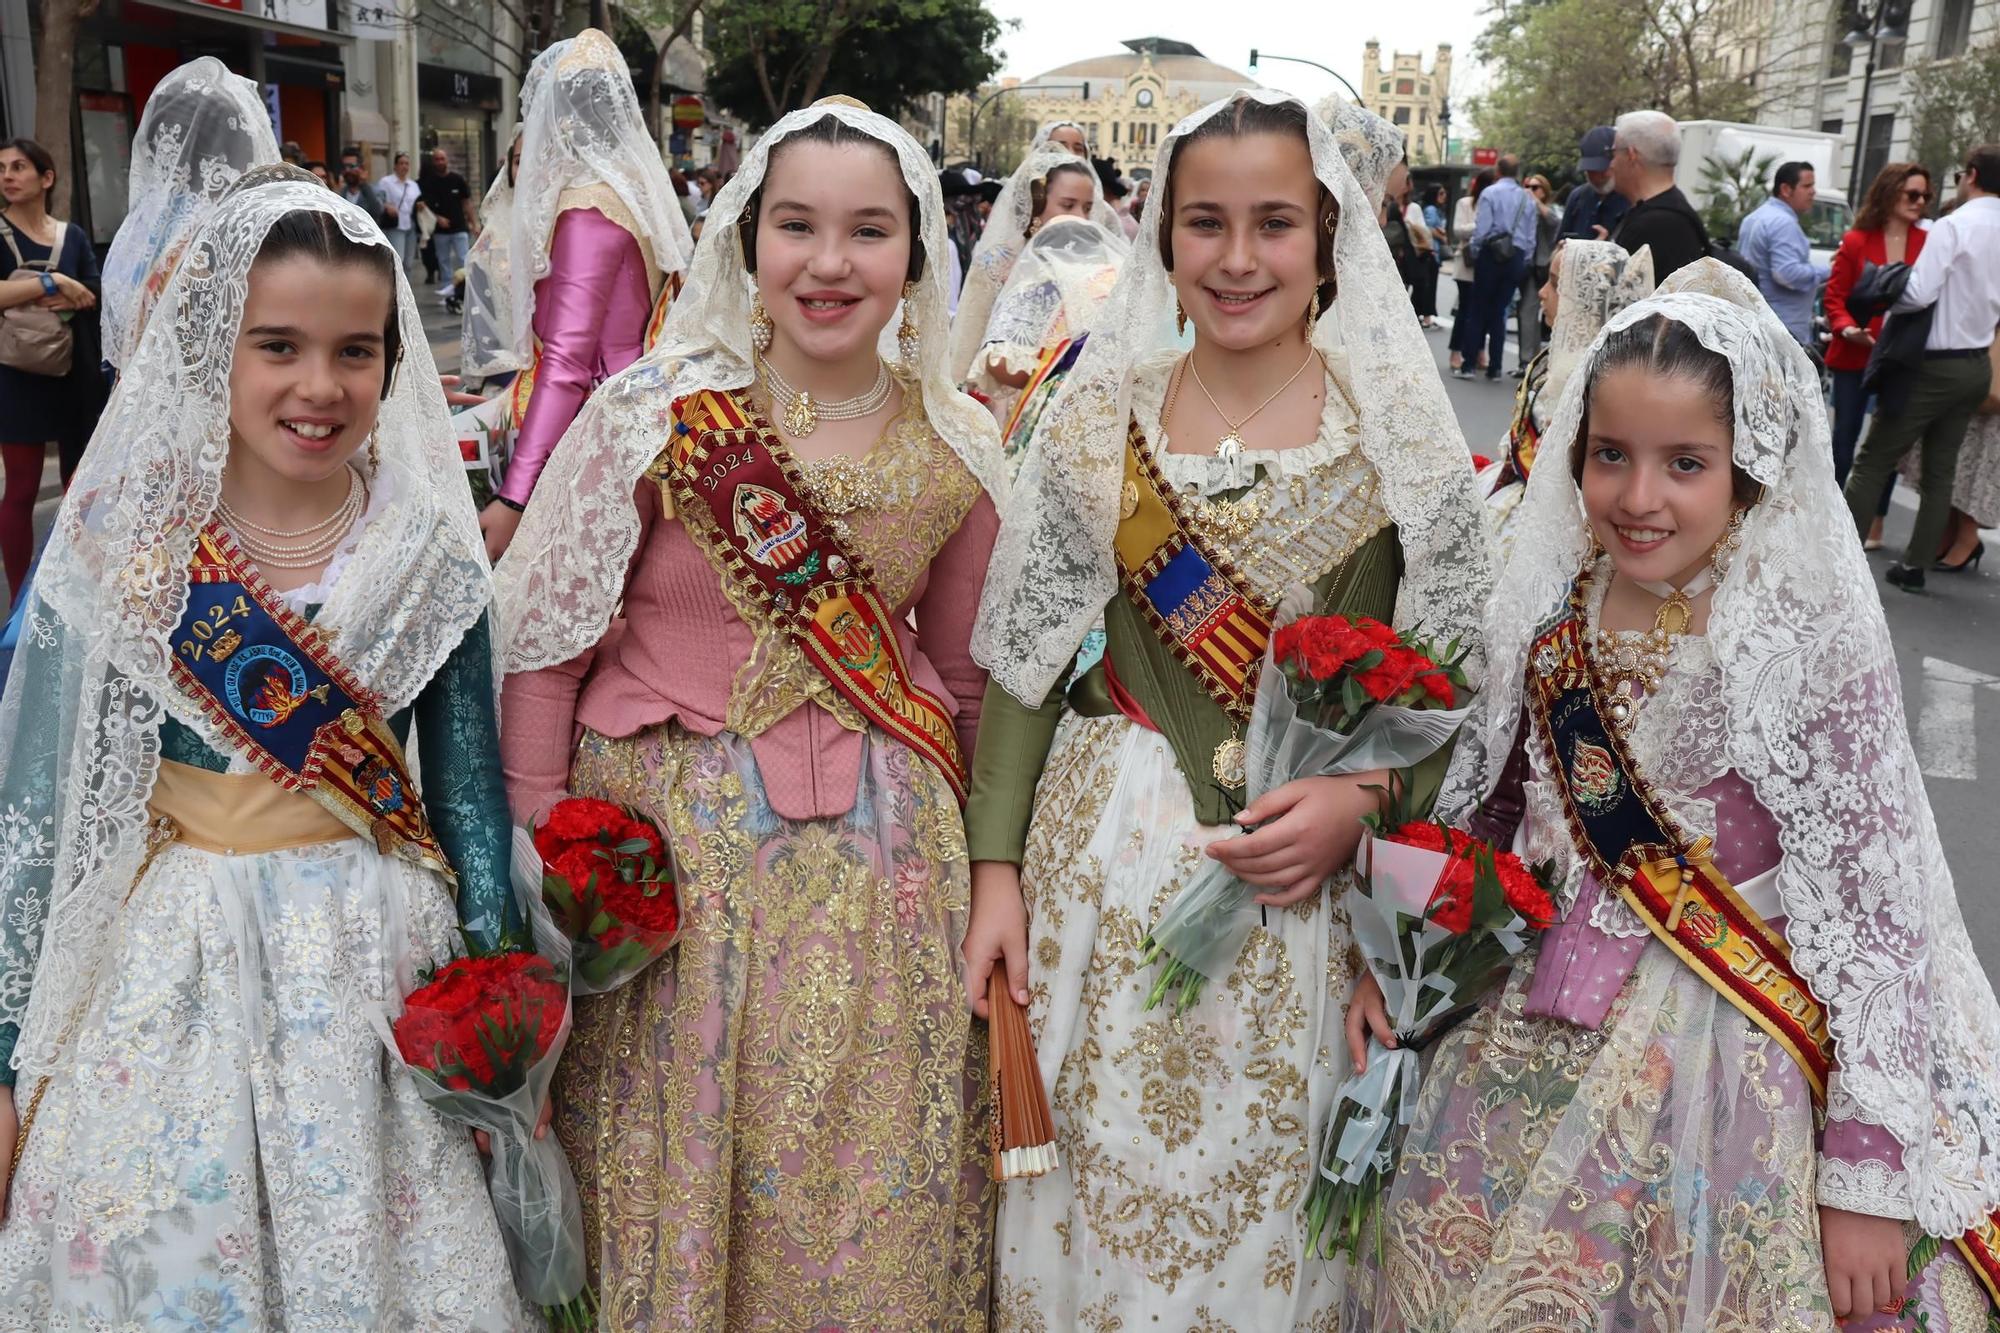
951, 95, 1035, 175
706, 0, 1003, 128
1905, 36, 2000, 182
1469, 0, 1772, 183
1696, 146, 1777, 243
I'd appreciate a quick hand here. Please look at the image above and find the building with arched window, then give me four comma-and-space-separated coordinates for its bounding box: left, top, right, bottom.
941, 37, 1260, 177
1361, 42, 1452, 166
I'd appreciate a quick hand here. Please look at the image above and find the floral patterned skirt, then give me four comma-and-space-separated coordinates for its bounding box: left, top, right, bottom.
556, 724, 991, 1331
0, 839, 532, 1332
992, 714, 1351, 1332
1341, 940, 1992, 1332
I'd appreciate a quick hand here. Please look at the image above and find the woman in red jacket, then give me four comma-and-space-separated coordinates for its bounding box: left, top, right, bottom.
1826, 161, 1931, 547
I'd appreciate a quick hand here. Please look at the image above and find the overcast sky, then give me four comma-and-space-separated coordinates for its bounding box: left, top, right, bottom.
985, 0, 1494, 123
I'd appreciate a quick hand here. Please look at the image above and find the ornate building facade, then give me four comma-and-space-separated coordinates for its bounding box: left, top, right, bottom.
1361, 41, 1452, 166
943, 37, 1260, 176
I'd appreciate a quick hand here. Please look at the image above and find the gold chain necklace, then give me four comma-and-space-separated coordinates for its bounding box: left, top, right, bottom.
757, 352, 892, 438
1183, 343, 1321, 463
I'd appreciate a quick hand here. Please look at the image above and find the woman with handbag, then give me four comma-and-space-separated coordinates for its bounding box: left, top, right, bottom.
0, 138, 105, 609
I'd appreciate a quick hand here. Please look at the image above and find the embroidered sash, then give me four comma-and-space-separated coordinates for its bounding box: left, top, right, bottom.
1502, 347, 1545, 486
659, 388, 969, 802
509, 270, 682, 429
1000, 335, 1081, 456
168, 524, 451, 878
1113, 420, 1273, 725
1524, 588, 2000, 1307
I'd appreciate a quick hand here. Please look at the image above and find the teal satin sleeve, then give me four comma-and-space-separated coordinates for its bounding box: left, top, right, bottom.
414, 611, 520, 950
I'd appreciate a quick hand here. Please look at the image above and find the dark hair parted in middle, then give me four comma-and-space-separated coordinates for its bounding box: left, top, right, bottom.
1571, 312, 1763, 509
739, 113, 927, 283
1155, 98, 1339, 312
1027, 161, 1097, 236
253, 204, 405, 400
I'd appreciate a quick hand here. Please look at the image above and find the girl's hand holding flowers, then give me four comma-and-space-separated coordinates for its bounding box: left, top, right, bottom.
1207, 772, 1386, 906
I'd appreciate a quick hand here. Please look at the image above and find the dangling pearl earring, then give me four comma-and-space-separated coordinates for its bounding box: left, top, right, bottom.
896, 280, 920, 370
367, 429, 381, 474
1306, 289, 1321, 329
1709, 506, 1748, 581
750, 292, 774, 355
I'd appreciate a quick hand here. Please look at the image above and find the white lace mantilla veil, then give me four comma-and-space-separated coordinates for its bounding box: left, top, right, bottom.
506, 29, 695, 365
1434, 258, 2000, 1237
495, 99, 1008, 676
948, 145, 1119, 382
460, 125, 524, 378
979, 214, 1129, 369
0, 175, 492, 1082
972, 89, 1494, 706
1313, 96, 1405, 211
101, 57, 280, 369
1540, 239, 1654, 425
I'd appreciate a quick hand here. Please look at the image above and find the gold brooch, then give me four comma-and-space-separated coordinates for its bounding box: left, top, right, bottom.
1212, 735, 1247, 788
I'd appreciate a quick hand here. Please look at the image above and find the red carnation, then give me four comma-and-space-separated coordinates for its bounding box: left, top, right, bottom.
533, 797, 681, 994
1495, 852, 1558, 928
1471, 454, 1493, 471
393, 951, 566, 1094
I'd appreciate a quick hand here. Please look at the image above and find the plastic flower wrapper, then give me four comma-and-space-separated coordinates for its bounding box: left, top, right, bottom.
374, 868, 591, 1328
1301, 801, 1557, 1261
1138, 607, 1475, 1014
528, 795, 679, 994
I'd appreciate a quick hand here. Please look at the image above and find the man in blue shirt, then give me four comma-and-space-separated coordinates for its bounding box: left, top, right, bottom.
1560, 126, 1630, 241
1735, 161, 1830, 345
1457, 154, 1539, 381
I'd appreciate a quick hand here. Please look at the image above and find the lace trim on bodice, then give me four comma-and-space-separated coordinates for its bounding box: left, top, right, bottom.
681, 391, 984, 739
1127, 350, 1390, 604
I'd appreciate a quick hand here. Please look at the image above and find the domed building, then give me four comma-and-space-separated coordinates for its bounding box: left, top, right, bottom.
943, 38, 1261, 176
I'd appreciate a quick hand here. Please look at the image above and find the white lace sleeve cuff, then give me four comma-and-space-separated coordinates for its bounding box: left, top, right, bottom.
1816, 1155, 1916, 1221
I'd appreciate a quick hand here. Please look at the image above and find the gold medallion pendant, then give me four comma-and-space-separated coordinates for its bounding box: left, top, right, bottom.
783, 389, 819, 437
1215, 432, 1246, 465
1213, 735, 1247, 788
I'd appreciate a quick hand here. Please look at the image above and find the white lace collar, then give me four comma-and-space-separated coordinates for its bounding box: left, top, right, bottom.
1130, 346, 1362, 494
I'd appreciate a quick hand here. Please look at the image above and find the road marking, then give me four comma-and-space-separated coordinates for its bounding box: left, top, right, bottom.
1918, 657, 2000, 782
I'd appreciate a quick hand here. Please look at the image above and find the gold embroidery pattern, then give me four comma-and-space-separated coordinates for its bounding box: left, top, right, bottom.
1342, 947, 1854, 1331
555, 724, 991, 1330
670, 399, 981, 741
995, 715, 1351, 1325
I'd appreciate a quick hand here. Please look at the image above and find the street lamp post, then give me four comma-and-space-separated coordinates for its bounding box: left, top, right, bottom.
1246, 49, 1364, 103
1837, 1, 1908, 194
965, 82, 1090, 172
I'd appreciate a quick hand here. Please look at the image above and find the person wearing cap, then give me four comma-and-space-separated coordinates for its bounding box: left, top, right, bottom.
1561, 126, 1629, 241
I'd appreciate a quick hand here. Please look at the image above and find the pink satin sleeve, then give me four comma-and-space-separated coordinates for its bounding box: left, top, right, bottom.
498, 209, 651, 506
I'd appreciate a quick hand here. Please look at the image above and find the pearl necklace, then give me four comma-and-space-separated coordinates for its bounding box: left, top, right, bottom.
1582, 564, 1712, 730
219, 468, 365, 571
757, 353, 893, 438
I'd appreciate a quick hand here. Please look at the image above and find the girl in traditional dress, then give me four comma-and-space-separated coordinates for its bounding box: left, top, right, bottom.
1476, 238, 1653, 561
950, 146, 1118, 387
101, 57, 279, 373
476, 29, 694, 561
964, 91, 1492, 1329
972, 213, 1128, 459
495, 98, 1006, 1329
1343, 260, 2000, 1331
0, 171, 531, 1329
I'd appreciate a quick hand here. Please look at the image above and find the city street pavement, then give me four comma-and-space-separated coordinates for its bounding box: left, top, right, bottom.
1424, 302, 2000, 979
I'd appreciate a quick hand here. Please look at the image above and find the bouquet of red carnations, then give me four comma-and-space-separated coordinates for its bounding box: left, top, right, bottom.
529, 796, 679, 995
381, 896, 590, 1327
1301, 805, 1558, 1261
1138, 613, 1475, 1014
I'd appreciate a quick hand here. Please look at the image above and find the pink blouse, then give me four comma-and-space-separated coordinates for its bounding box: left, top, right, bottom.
501, 420, 998, 824
497, 208, 655, 506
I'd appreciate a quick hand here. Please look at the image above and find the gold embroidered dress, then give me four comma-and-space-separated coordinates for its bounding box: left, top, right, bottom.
972, 353, 1405, 1331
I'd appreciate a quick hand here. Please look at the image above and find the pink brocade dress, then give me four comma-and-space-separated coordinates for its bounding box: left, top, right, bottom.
502, 400, 998, 1331
1341, 613, 1991, 1332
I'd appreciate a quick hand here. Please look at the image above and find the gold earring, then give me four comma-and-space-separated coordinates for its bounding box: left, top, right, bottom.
896, 280, 920, 369
1306, 290, 1321, 328
750, 292, 773, 355
367, 429, 381, 473
1175, 299, 1187, 337
1710, 506, 1747, 581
